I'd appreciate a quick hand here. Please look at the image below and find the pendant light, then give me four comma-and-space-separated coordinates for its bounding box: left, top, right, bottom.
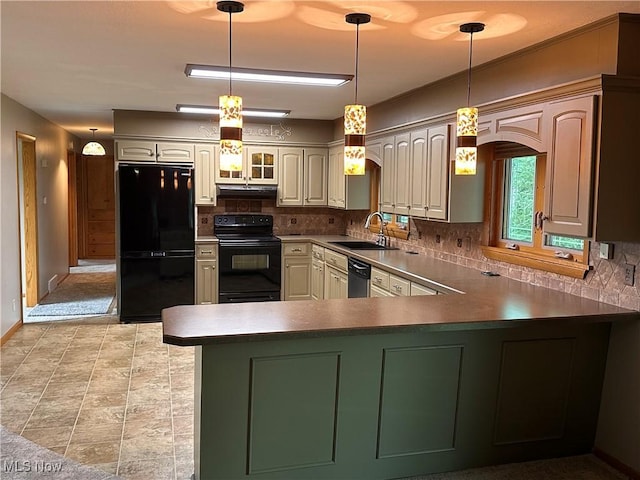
217, 1, 244, 172
455, 22, 485, 176
82, 128, 106, 156
344, 13, 371, 176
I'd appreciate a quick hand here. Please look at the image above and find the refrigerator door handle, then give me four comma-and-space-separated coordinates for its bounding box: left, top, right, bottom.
150, 251, 166, 257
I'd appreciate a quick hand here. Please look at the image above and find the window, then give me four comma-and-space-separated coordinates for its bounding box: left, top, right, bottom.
483, 145, 589, 279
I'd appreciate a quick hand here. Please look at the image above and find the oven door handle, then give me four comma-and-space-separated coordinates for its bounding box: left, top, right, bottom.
218, 240, 281, 248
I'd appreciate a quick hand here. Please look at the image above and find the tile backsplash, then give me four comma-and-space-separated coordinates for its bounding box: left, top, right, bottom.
198, 202, 640, 311
344, 213, 640, 312
197, 200, 356, 237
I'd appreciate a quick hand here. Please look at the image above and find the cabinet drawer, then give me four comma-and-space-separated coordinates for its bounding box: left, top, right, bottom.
324, 249, 347, 272
410, 282, 438, 296
196, 244, 217, 259
389, 274, 410, 296
312, 244, 325, 261
283, 242, 310, 256
370, 284, 395, 298
87, 244, 115, 257
370, 267, 390, 290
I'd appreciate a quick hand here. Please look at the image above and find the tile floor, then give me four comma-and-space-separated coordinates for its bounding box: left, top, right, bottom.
1, 319, 195, 480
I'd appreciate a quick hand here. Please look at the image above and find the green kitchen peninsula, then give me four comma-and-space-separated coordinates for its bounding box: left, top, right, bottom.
163, 271, 638, 480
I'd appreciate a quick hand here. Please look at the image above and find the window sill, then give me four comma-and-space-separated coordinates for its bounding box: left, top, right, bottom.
481, 246, 591, 279
367, 224, 410, 241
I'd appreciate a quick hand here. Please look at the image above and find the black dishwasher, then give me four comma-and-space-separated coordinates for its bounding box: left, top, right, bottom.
347, 257, 371, 298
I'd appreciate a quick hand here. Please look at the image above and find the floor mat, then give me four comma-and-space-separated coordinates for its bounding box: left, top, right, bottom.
28, 273, 115, 316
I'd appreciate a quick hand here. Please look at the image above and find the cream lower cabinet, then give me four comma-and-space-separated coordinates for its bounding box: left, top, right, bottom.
323, 249, 348, 299
370, 266, 439, 297
311, 245, 325, 300
282, 242, 312, 301
195, 243, 218, 304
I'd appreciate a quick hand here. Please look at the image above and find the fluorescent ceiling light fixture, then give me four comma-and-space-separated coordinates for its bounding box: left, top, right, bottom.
185, 64, 353, 87
177, 104, 290, 118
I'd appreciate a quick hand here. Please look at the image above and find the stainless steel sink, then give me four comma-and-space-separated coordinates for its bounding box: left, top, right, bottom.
328, 240, 398, 250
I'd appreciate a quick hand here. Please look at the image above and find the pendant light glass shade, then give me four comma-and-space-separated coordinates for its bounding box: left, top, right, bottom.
455, 106, 478, 175
82, 128, 106, 156
217, 1, 244, 172
344, 13, 370, 176
344, 103, 366, 175
455, 22, 484, 176
219, 94, 243, 171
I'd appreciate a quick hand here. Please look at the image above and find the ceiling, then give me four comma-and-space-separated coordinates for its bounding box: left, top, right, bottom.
3, 1, 640, 141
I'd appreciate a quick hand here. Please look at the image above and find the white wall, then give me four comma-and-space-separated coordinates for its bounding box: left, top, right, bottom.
1, 94, 79, 337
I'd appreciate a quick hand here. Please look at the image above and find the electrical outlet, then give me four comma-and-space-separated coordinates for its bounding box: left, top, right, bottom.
624, 264, 635, 286
457, 238, 463, 248
435, 234, 441, 244
290, 218, 297, 225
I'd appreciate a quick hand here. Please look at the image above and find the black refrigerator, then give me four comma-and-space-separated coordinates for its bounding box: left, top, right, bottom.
118, 164, 195, 322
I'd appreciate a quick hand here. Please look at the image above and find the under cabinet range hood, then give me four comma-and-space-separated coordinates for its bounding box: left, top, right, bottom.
216, 184, 278, 199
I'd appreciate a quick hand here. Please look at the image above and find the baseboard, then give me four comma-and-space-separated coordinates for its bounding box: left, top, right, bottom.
1, 320, 23, 346
593, 446, 640, 479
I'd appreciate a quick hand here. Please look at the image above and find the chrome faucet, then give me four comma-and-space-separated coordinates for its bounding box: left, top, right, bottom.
364, 211, 387, 247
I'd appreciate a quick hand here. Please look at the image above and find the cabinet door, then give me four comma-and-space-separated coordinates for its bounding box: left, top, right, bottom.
425, 125, 449, 220
370, 284, 394, 297
380, 138, 395, 212
311, 258, 325, 300
544, 96, 595, 238
284, 257, 312, 301
304, 148, 328, 206
408, 129, 428, 217
157, 143, 194, 163
324, 266, 347, 300
337, 270, 348, 299
246, 146, 278, 185
196, 259, 217, 304
394, 133, 411, 215
116, 140, 156, 162
410, 282, 437, 296
195, 144, 216, 206
278, 148, 304, 206
328, 147, 346, 208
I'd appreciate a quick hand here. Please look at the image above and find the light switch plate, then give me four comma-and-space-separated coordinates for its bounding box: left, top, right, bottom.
599, 243, 614, 259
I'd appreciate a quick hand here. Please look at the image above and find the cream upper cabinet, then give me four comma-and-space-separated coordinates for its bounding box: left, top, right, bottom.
215, 146, 278, 185
380, 138, 395, 212
328, 147, 346, 208
304, 148, 328, 206
195, 144, 216, 206
116, 140, 157, 162
116, 140, 194, 163
157, 143, 195, 163
328, 146, 370, 210
278, 148, 304, 206
408, 129, 428, 218
278, 147, 328, 207
543, 96, 595, 238
393, 133, 411, 215
425, 125, 449, 220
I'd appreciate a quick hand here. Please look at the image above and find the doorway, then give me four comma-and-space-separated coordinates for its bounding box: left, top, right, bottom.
16, 133, 39, 311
